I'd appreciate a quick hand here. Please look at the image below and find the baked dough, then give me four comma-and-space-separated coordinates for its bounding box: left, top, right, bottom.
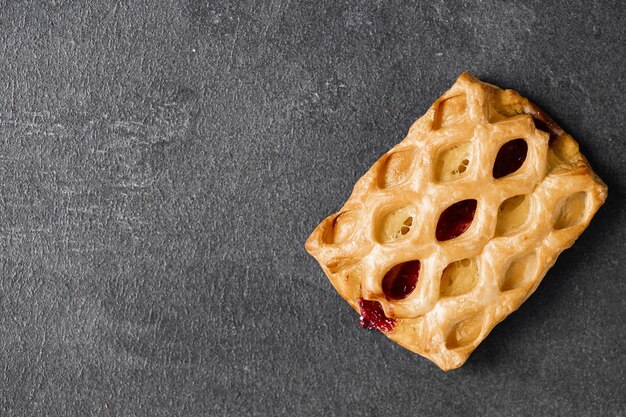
305, 72, 607, 371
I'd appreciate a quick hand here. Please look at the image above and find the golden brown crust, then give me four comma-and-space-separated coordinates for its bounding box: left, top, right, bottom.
305, 72, 607, 371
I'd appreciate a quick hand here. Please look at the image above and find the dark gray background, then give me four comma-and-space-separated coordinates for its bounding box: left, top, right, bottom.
0, 0, 624, 416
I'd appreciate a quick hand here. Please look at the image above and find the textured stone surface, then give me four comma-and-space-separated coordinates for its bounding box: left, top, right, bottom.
0, 1, 624, 416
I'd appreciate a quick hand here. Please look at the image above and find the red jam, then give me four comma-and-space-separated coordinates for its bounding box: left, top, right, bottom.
492, 139, 528, 179
358, 298, 396, 332
382, 260, 421, 300
436, 199, 477, 241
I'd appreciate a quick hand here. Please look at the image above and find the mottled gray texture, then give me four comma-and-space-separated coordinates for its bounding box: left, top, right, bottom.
0, 0, 624, 416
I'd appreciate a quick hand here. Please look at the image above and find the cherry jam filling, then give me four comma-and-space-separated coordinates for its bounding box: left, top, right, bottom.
492, 139, 528, 179
436, 199, 477, 241
358, 298, 396, 332
382, 260, 421, 300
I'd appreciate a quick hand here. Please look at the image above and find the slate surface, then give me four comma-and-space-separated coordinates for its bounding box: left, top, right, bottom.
0, 1, 624, 416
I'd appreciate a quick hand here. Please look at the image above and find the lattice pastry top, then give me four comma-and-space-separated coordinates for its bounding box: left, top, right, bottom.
305, 72, 607, 371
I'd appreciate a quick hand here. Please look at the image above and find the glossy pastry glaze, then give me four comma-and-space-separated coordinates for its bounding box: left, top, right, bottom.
305, 72, 607, 371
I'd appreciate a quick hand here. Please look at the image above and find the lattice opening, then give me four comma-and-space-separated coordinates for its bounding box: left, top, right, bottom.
376, 206, 415, 243
496, 194, 530, 236
547, 135, 580, 171
440, 258, 478, 297
382, 260, 421, 300
379, 150, 414, 188
435, 142, 471, 182
323, 211, 357, 244
446, 313, 484, 349
554, 192, 587, 230
488, 89, 523, 122
493, 139, 528, 179
501, 252, 537, 291
436, 199, 477, 241
432, 94, 466, 130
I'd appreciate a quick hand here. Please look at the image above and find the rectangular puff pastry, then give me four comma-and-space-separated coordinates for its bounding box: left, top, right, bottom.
305, 72, 607, 371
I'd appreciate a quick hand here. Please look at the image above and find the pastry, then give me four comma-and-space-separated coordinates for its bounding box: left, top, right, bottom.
305, 72, 607, 371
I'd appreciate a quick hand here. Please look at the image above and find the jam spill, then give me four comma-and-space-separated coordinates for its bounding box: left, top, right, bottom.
493, 139, 528, 179
382, 260, 421, 300
436, 199, 477, 241
358, 298, 396, 332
